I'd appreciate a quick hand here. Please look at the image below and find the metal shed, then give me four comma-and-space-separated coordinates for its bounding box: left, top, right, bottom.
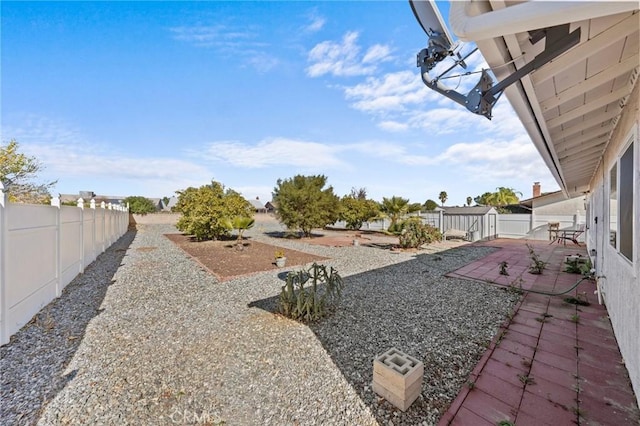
443, 206, 499, 241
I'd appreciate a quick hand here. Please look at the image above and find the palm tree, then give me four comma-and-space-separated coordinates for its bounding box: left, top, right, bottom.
439, 191, 448, 206
225, 216, 255, 249
466, 196, 472, 206
379, 196, 421, 231
492, 187, 522, 206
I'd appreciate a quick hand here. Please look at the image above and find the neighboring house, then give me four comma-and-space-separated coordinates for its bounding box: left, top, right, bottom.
414, 1, 639, 401
520, 182, 586, 217
247, 197, 267, 213
59, 192, 126, 207
265, 201, 277, 213
161, 196, 179, 211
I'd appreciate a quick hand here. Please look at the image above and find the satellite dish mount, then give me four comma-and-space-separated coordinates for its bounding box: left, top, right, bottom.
411, 1, 581, 120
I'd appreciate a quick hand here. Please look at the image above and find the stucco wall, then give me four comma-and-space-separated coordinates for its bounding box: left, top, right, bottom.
533, 194, 586, 216
587, 80, 639, 403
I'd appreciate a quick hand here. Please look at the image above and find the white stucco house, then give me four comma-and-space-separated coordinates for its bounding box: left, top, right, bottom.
413, 0, 638, 403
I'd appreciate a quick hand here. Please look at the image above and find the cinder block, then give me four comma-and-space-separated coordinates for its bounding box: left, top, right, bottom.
372, 347, 424, 411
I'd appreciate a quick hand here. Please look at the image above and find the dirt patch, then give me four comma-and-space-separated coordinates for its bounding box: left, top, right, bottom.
165, 234, 328, 281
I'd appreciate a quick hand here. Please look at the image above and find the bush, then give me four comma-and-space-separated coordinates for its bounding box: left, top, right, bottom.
398, 219, 442, 248
272, 175, 340, 237
123, 196, 157, 215
279, 263, 344, 322
175, 181, 253, 241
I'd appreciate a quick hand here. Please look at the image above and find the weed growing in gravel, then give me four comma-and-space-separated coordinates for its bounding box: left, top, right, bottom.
279, 263, 344, 322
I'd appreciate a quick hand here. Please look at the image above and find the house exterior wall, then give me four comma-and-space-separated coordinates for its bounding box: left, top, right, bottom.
532, 193, 586, 216
587, 80, 639, 401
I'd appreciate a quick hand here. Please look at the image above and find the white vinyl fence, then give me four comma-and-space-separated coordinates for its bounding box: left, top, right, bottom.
332, 211, 584, 242
0, 184, 129, 345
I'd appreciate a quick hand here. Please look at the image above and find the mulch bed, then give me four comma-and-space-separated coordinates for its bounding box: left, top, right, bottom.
164, 234, 328, 281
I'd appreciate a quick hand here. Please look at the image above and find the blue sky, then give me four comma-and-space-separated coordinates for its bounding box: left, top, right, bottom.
1, 1, 559, 205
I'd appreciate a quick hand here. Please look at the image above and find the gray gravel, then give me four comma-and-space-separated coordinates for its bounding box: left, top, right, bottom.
1, 221, 519, 425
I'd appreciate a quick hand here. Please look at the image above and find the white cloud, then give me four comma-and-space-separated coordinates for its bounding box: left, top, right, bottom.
304, 11, 326, 33
169, 25, 266, 49
245, 52, 280, 73
378, 121, 409, 132
344, 70, 430, 113
362, 44, 393, 64
306, 32, 390, 77
2, 114, 213, 196
202, 138, 346, 169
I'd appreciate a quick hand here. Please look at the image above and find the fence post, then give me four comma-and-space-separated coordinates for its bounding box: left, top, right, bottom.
90, 199, 96, 264
439, 209, 444, 234
100, 201, 106, 251
51, 195, 62, 296
0, 183, 8, 344
77, 198, 85, 273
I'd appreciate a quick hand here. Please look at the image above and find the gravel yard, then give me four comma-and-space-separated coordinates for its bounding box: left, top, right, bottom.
1, 219, 519, 425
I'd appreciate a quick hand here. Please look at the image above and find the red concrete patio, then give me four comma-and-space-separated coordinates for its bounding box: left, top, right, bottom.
440, 239, 639, 425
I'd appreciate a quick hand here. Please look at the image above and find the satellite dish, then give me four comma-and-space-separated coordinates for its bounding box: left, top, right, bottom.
409, 0, 454, 48
409, 0, 580, 120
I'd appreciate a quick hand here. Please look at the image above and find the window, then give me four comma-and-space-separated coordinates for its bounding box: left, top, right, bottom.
609, 133, 635, 263
619, 142, 633, 261
609, 164, 617, 247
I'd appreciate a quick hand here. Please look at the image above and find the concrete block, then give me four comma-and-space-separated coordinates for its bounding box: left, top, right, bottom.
372, 347, 424, 411
372, 380, 421, 412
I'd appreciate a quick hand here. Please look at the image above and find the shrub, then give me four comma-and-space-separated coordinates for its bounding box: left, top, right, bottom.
278, 263, 344, 322
175, 181, 253, 241
272, 175, 340, 237
398, 219, 442, 248
123, 196, 157, 215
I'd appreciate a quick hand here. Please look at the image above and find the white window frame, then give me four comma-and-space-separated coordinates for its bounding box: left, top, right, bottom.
608, 125, 636, 265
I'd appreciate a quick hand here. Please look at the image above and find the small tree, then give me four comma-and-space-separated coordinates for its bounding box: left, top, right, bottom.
474, 187, 522, 207
175, 181, 253, 241
123, 196, 157, 215
466, 196, 473, 206
339, 188, 379, 230
0, 139, 56, 203
272, 175, 340, 237
379, 196, 421, 231
438, 191, 448, 206
423, 199, 438, 211
223, 216, 255, 248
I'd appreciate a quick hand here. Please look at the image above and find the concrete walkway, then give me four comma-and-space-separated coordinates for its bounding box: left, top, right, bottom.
440, 239, 639, 425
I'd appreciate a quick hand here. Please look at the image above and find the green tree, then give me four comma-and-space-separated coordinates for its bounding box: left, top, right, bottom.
379, 196, 421, 231
474, 187, 522, 206
438, 191, 448, 206
474, 191, 494, 206
0, 139, 56, 203
272, 175, 340, 237
423, 199, 438, 211
339, 188, 380, 230
175, 181, 253, 241
466, 196, 473, 206
492, 187, 522, 206
123, 196, 157, 215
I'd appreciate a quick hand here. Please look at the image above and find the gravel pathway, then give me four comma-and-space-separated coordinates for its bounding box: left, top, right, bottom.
1, 222, 519, 425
